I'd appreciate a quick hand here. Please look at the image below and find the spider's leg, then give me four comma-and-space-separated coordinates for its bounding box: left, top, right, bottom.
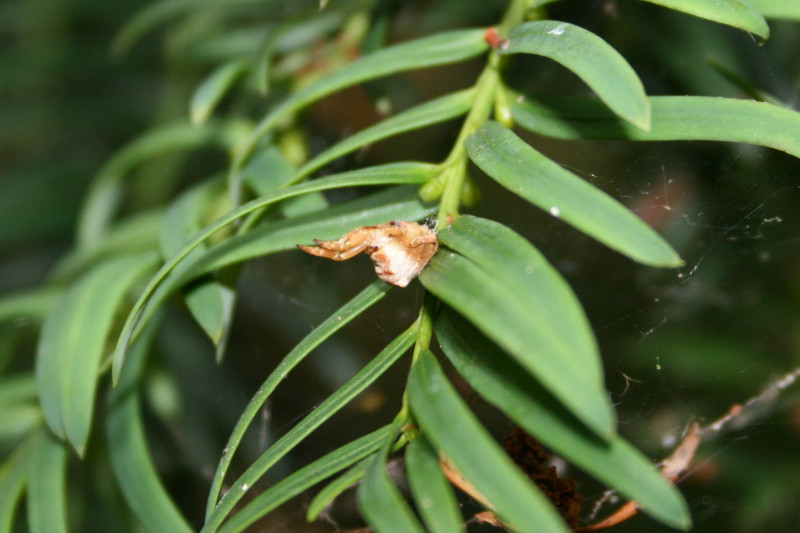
302, 233, 374, 261
409, 235, 439, 247
331, 238, 372, 260
312, 238, 344, 250
296, 244, 338, 259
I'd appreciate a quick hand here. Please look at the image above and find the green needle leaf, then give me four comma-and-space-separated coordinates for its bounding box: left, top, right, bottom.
421, 250, 613, 438
437, 215, 603, 383
465, 122, 683, 267
112, 0, 263, 54
406, 435, 464, 533
107, 393, 194, 533
436, 310, 691, 530
0, 436, 34, 532
307, 459, 371, 521
78, 121, 229, 248
107, 323, 193, 533
36, 253, 158, 455
231, 29, 488, 174
202, 327, 415, 533
50, 210, 163, 283
0, 288, 61, 325
503, 21, 650, 130
358, 454, 426, 533
160, 180, 233, 348
27, 429, 68, 533
205, 280, 392, 520
218, 427, 390, 533
292, 88, 475, 183
408, 350, 570, 533
748, 0, 800, 19
190, 59, 250, 126
512, 94, 800, 159
640, 0, 769, 38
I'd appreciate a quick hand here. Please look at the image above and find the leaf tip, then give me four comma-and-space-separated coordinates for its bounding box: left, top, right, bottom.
73, 441, 87, 459
111, 347, 125, 386
629, 101, 652, 132
655, 250, 685, 269
190, 109, 208, 127
751, 17, 770, 42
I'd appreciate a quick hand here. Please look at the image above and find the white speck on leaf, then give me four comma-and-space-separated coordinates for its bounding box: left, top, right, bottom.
548, 24, 567, 36
549, 206, 561, 218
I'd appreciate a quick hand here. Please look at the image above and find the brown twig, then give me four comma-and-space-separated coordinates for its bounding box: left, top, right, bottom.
577, 365, 800, 531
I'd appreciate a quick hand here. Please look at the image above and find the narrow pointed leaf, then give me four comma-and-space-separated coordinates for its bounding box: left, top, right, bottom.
231, 29, 487, 174
0, 374, 37, 406
78, 121, 228, 248
420, 251, 614, 437
243, 145, 329, 221
241, 145, 295, 198
107, 326, 194, 533
408, 350, 570, 533
159, 181, 223, 259
206, 280, 392, 519
181, 185, 434, 281
748, 0, 800, 19
202, 327, 415, 533
512, 94, 800, 159
0, 288, 60, 325
465, 122, 683, 267
502, 21, 650, 130
437, 310, 691, 530
240, 143, 331, 219
640, 0, 769, 37
406, 435, 464, 533
160, 180, 232, 345
191, 59, 250, 125
27, 429, 68, 533
438, 215, 602, 382
307, 459, 371, 521
293, 88, 475, 182
218, 427, 390, 533
0, 405, 40, 444
36, 253, 158, 454
0, 437, 33, 532
358, 455, 426, 533
51, 210, 163, 283
107, 390, 193, 533
113, 164, 436, 382
0, 374, 40, 448
107, 394, 194, 533
186, 282, 235, 348
112, 0, 262, 54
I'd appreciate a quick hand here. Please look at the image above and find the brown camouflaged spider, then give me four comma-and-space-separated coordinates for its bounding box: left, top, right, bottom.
297, 220, 438, 287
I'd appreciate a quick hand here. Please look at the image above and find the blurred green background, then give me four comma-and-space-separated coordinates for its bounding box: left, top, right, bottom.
2, 0, 799, 531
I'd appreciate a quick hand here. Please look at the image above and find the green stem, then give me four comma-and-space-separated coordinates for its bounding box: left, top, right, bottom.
397, 294, 437, 441
411, 293, 436, 360
435, 68, 498, 225
435, 0, 528, 225
497, 0, 530, 36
